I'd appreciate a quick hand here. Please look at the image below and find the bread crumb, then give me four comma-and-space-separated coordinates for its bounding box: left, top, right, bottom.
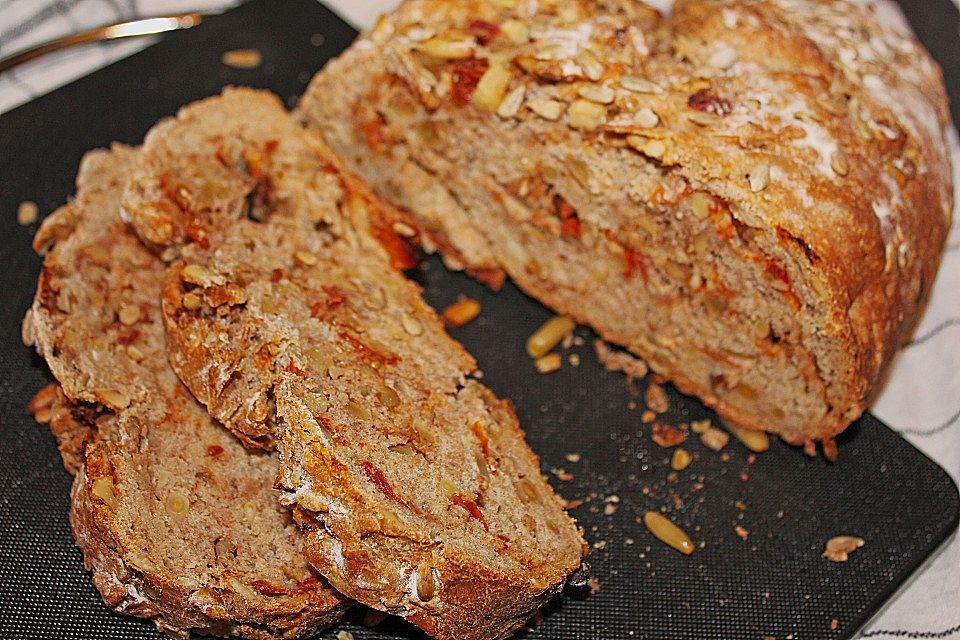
652, 423, 687, 448
594, 339, 648, 379
603, 503, 618, 516
565, 452, 582, 463
735, 525, 749, 540
830, 618, 839, 631
645, 382, 669, 413
586, 577, 601, 594
568, 353, 580, 367
641, 409, 655, 423
592, 540, 607, 549
551, 467, 573, 481
17, 201, 38, 225
336, 632, 355, 640
222, 49, 262, 69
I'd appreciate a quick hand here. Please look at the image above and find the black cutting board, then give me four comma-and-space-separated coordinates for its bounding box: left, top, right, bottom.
0, 1, 957, 639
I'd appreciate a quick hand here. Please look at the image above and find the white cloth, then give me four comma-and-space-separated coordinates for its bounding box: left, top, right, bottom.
1, 0, 957, 637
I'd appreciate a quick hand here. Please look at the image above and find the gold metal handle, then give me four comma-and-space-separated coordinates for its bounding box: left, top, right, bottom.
0, 14, 206, 75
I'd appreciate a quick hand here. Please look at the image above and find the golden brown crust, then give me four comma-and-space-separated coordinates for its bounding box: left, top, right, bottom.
122, 89, 586, 640
30, 146, 349, 639
298, 0, 952, 444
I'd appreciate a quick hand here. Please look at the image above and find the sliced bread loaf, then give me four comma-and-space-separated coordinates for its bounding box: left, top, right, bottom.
28, 145, 349, 639
122, 88, 587, 640
297, 0, 953, 446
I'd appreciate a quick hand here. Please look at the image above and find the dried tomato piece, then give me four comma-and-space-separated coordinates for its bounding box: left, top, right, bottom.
555, 195, 582, 238
339, 331, 400, 366
322, 286, 347, 309
688, 89, 732, 116
251, 580, 291, 596
359, 115, 387, 152
451, 493, 489, 530
362, 461, 412, 509
449, 57, 490, 106
623, 246, 648, 280
370, 224, 419, 270
468, 19, 500, 45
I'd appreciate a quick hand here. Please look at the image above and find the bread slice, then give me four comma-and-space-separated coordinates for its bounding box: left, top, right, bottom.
297, 0, 953, 446
121, 88, 586, 640
28, 145, 349, 640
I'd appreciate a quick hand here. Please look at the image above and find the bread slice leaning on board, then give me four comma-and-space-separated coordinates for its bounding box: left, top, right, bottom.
120, 88, 586, 640
25, 145, 350, 640
297, 0, 954, 447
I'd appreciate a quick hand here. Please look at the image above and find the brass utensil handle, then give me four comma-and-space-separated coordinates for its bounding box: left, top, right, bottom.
0, 14, 206, 75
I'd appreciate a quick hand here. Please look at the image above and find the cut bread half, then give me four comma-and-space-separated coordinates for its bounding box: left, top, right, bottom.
121, 88, 587, 640
297, 0, 953, 446
28, 145, 349, 640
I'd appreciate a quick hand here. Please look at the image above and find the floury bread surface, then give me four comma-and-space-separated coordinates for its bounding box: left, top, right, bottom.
121, 89, 586, 640
298, 0, 954, 446
26, 146, 349, 639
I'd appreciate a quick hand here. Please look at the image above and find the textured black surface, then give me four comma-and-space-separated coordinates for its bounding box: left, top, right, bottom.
0, 1, 958, 639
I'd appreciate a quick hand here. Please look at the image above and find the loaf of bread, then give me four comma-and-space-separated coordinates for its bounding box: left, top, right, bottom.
121, 89, 586, 640
298, 0, 954, 446
27, 145, 349, 639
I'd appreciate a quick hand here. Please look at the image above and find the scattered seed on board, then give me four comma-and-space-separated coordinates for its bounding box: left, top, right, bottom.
527, 315, 576, 358
823, 535, 864, 562
535, 352, 562, 373
643, 511, 695, 555
221, 49, 263, 69
671, 448, 692, 471
442, 297, 481, 327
